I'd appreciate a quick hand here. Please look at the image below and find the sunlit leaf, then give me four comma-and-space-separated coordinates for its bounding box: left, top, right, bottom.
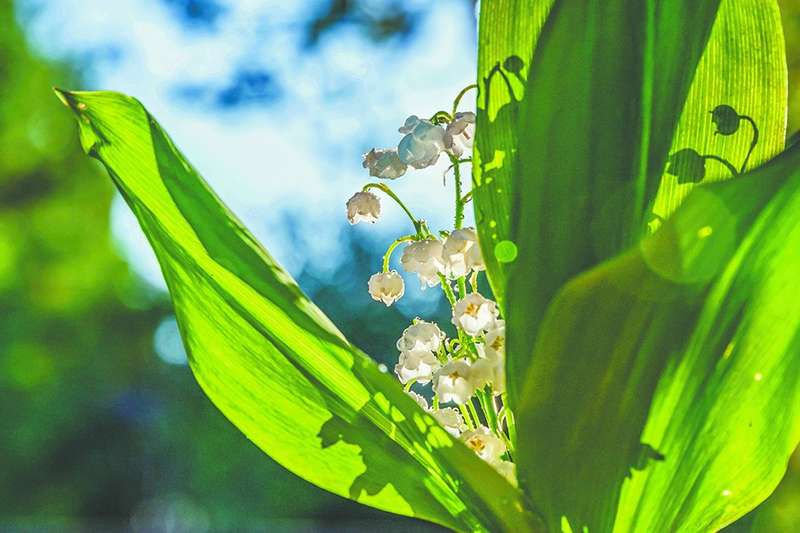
472, 0, 554, 311
517, 144, 800, 531
493, 0, 787, 406
55, 89, 539, 533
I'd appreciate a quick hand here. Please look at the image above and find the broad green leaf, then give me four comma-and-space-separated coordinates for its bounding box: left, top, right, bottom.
473, 0, 553, 312
55, 89, 540, 533
650, 0, 788, 219
498, 0, 787, 406
516, 143, 800, 531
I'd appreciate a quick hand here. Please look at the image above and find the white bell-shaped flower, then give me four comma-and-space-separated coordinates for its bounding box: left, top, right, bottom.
406, 390, 429, 410
442, 227, 484, 278
452, 293, 498, 336
368, 270, 404, 306
396, 320, 445, 353
484, 320, 505, 361
444, 111, 476, 158
460, 425, 506, 464
362, 148, 407, 180
431, 407, 467, 437
395, 349, 440, 385
397, 115, 446, 169
406, 390, 465, 436
401, 238, 445, 288
346, 191, 381, 225
471, 342, 506, 395
433, 359, 474, 404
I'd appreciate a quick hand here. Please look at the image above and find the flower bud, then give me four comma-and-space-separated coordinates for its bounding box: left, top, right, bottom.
362, 148, 407, 180
367, 270, 404, 306
444, 112, 476, 158
346, 191, 381, 224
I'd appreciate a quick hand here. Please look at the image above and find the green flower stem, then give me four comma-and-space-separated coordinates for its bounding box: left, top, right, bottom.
479, 389, 499, 435
382, 235, 416, 272
469, 271, 479, 293
439, 275, 474, 352
435, 344, 448, 365
430, 110, 453, 124
702, 154, 739, 178
467, 399, 482, 428
451, 154, 465, 230
457, 277, 468, 299
459, 404, 476, 430
362, 182, 422, 235
739, 114, 760, 173
452, 84, 478, 116
502, 393, 517, 450
439, 274, 457, 306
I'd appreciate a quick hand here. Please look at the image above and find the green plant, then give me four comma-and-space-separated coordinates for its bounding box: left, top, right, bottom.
56, 1, 800, 531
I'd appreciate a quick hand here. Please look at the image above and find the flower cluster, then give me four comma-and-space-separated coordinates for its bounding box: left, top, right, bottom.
345, 85, 515, 483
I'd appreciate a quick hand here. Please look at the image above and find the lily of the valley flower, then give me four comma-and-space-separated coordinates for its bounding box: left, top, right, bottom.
434, 359, 475, 404
431, 407, 467, 437
346, 191, 381, 225
483, 319, 505, 359
452, 293, 498, 336
461, 426, 515, 484
405, 391, 467, 437
473, 320, 507, 393
472, 343, 506, 395
396, 320, 445, 353
444, 111, 476, 158
397, 115, 446, 169
401, 238, 445, 288
362, 148, 407, 180
368, 270, 404, 306
395, 349, 441, 384
442, 227, 485, 278
406, 390, 429, 410
461, 425, 506, 463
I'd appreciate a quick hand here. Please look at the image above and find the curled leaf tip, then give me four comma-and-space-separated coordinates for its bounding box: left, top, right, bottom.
53, 88, 88, 115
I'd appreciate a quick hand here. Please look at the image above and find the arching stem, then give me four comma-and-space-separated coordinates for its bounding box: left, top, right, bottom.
362, 182, 424, 235
739, 115, 760, 173
702, 154, 739, 178
452, 84, 478, 116
382, 235, 416, 272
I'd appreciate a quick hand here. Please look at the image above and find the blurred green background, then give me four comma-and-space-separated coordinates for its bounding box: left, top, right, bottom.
0, 0, 798, 531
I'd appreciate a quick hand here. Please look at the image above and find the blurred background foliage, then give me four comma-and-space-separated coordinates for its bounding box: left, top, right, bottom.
0, 0, 797, 531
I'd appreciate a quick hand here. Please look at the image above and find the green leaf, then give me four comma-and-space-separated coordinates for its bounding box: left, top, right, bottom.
55, 89, 540, 533
473, 0, 554, 312
516, 143, 800, 531
495, 0, 787, 407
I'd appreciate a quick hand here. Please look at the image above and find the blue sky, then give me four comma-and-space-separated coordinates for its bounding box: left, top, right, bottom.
18, 0, 478, 291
